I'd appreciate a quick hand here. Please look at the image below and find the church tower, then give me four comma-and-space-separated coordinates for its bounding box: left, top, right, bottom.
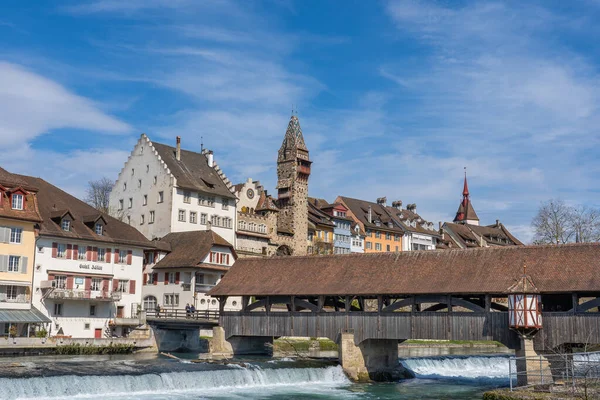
454, 169, 480, 225
276, 115, 311, 255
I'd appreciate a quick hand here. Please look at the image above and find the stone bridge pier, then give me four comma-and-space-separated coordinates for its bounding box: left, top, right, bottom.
210, 327, 273, 357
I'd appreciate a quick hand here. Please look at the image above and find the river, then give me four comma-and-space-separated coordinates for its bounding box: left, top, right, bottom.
0, 347, 515, 400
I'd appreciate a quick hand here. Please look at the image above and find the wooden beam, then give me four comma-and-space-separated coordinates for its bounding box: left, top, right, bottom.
485, 295, 491, 313
572, 293, 578, 314
265, 296, 271, 314
317, 296, 325, 312
345, 296, 350, 313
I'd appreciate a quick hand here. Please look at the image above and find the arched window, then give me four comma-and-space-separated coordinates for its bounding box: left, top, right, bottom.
143, 296, 157, 311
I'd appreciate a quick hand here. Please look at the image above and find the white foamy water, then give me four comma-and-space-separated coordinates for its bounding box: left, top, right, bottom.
400, 355, 514, 381
0, 365, 350, 400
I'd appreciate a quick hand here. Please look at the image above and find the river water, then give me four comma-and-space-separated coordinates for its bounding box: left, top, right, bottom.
0, 347, 516, 400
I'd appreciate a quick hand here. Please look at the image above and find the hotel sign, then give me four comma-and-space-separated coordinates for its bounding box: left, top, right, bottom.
79, 263, 103, 271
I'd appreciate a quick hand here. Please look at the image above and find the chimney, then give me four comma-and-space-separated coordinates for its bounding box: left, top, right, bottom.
176, 136, 181, 161
438, 221, 442, 231
496, 219, 500, 227
368, 206, 372, 224
376, 197, 387, 207
392, 200, 403, 210
207, 150, 214, 168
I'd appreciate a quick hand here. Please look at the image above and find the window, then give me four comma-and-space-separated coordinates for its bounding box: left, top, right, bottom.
207, 196, 215, 207
222, 198, 229, 210
200, 213, 207, 224
143, 195, 148, 206
78, 247, 87, 260
158, 191, 164, 203
183, 191, 191, 203
84, 323, 90, 330
119, 250, 126, 264
168, 272, 176, 284
164, 294, 179, 307
259, 224, 266, 233
11, 194, 23, 210
53, 303, 63, 316
375, 231, 381, 239
97, 248, 106, 262
128, 198, 133, 208
140, 214, 145, 225
57, 243, 66, 258
117, 280, 129, 293
6, 285, 17, 300
8, 256, 19, 272
149, 211, 155, 224
153, 176, 157, 185
386, 244, 390, 251
91, 278, 102, 291
394, 234, 401, 242
61, 219, 70, 231
375, 243, 382, 251
95, 223, 103, 235
10, 228, 22, 244
54, 276, 66, 289
190, 211, 197, 224
143, 296, 157, 311
118, 199, 124, 210
147, 273, 155, 285
395, 246, 399, 252
89, 305, 96, 316
178, 209, 186, 222
386, 233, 392, 240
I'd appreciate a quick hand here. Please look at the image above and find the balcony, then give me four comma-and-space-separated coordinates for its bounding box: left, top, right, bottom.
297, 165, 311, 175
182, 283, 191, 291
45, 288, 122, 302
0, 293, 30, 304
195, 284, 216, 293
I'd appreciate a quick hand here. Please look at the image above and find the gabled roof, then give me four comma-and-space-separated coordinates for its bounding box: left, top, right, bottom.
255, 191, 279, 212
15, 174, 152, 248
209, 243, 600, 296
385, 206, 439, 237
151, 141, 236, 199
153, 230, 235, 270
338, 196, 406, 233
0, 167, 42, 223
443, 221, 523, 248
308, 201, 335, 228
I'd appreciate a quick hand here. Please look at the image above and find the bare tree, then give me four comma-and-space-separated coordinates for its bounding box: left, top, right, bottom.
571, 206, 600, 243
532, 199, 574, 244
84, 177, 114, 214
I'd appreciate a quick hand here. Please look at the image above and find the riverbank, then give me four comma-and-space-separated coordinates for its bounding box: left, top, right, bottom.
484, 386, 600, 399
0, 337, 155, 356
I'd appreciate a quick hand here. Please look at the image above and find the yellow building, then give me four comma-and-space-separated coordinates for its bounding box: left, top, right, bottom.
0, 168, 48, 337
307, 202, 335, 255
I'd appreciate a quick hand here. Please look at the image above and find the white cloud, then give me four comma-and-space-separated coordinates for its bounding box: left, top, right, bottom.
0, 62, 131, 147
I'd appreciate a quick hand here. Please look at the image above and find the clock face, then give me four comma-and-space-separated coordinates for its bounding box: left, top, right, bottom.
247, 189, 255, 199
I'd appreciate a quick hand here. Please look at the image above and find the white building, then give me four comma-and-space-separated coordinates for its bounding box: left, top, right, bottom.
109, 134, 237, 246
350, 223, 365, 253
142, 230, 239, 313
21, 175, 153, 339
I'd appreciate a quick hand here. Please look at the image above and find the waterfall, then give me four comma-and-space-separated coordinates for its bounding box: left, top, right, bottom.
400, 355, 514, 382
0, 365, 349, 400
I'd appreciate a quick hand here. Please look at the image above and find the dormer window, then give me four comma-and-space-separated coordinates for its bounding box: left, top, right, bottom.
95, 223, 103, 235
61, 219, 71, 231
11, 194, 23, 210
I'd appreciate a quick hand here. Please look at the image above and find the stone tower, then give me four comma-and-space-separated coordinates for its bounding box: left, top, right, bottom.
276, 115, 311, 255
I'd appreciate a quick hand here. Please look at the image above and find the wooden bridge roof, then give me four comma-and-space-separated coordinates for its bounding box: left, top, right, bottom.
209, 243, 600, 296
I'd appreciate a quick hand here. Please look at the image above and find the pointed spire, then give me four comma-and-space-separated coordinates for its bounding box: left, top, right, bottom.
278, 114, 308, 162
463, 167, 469, 196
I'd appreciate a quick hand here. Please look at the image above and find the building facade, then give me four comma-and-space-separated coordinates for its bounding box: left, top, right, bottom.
142, 230, 239, 313
0, 168, 48, 337
109, 135, 237, 245
20, 175, 152, 339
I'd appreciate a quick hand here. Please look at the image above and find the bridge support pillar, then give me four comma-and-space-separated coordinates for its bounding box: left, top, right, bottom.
515, 338, 551, 387
209, 327, 273, 357
338, 332, 411, 382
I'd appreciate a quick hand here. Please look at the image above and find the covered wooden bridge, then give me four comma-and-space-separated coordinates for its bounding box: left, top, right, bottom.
208, 243, 600, 380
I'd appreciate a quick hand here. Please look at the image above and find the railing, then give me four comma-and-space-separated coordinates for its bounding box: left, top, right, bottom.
195, 284, 216, 293
0, 293, 30, 303
146, 309, 219, 321
509, 351, 600, 392
45, 288, 122, 301
297, 165, 311, 174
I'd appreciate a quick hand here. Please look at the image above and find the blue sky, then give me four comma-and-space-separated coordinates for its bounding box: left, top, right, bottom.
2, 0, 600, 243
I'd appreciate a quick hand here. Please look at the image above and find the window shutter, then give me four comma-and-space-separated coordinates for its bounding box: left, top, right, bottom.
85, 277, 91, 291
175, 272, 180, 284
127, 250, 132, 265
114, 249, 120, 263
164, 273, 169, 285
113, 279, 119, 292
106, 248, 111, 263
66, 276, 74, 290
52, 242, 58, 258
153, 273, 158, 285
102, 279, 109, 292
0, 227, 9, 243
92, 247, 98, 262
20, 256, 28, 274
143, 274, 148, 285
129, 280, 136, 294
87, 246, 92, 261
66, 244, 72, 260
73, 245, 79, 260
0, 255, 8, 272
210, 252, 214, 263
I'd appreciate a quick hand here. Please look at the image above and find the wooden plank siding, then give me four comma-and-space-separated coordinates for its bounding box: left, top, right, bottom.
221, 311, 522, 348
535, 313, 600, 350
